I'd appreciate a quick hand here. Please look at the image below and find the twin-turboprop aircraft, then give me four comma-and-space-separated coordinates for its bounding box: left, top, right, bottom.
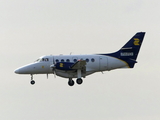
14, 32, 145, 86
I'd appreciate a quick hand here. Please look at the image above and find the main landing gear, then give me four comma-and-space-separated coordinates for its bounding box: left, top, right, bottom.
76, 78, 83, 84
68, 69, 84, 86
68, 78, 83, 86
30, 74, 35, 85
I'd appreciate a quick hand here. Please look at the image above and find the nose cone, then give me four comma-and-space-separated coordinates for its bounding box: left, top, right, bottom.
14, 63, 35, 74
14, 66, 31, 74
14, 69, 20, 74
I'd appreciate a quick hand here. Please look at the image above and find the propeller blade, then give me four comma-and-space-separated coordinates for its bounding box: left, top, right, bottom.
50, 64, 55, 68
47, 74, 48, 79
54, 70, 56, 78
50, 64, 57, 78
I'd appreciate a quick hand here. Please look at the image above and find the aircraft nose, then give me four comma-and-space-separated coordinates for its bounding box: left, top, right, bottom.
14, 63, 37, 74
14, 66, 29, 74
14, 69, 20, 74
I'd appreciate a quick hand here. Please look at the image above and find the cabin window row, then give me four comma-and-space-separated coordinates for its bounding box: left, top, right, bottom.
55, 58, 95, 63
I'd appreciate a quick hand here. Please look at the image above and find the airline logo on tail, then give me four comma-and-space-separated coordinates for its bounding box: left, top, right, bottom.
134, 38, 140, 45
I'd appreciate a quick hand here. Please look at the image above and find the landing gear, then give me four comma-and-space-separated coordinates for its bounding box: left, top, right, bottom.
68, 78, 83, 86
76, 78, 83, 85
68, 78, 74, 86
31, 80, 35, 85
75, 69, 83, 85
30, 74, 35, 85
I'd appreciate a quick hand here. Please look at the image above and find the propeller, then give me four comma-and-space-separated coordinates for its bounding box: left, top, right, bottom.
50, 64, 56, 77
50, 59, 57, 78
53, 70, 56, 78
47, 74, 48, 79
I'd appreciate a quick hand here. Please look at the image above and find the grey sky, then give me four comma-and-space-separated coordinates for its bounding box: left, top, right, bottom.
1, 0, 160, 120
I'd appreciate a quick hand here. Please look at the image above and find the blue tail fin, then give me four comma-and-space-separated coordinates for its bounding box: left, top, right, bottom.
106, 32, 145, 68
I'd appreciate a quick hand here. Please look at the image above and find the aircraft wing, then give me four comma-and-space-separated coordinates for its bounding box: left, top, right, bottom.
71, 60, 86, 71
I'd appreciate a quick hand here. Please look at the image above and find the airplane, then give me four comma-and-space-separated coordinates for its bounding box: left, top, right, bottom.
14, 32, 145, 86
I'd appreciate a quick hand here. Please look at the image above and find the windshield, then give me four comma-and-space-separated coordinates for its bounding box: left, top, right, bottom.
34, 58, 41, 62
34, 57, 49, 62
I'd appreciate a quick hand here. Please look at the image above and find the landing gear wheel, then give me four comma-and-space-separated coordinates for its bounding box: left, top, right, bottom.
76, 78, 83, 85
30, 80, 35, 85
68, 80, 74, 86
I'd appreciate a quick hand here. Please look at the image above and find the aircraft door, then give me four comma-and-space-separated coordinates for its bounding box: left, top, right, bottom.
99, 57, 108, 71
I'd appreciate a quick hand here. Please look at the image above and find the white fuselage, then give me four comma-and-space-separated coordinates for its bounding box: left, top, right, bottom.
15, 54, 129, 78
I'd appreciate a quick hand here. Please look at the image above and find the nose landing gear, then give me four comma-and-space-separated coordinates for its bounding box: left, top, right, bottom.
68, 78, 74, 86
30, 74, 35, 85
30, 80, 35, 85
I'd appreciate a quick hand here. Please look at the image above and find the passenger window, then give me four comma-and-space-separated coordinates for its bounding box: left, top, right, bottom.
91, 58, 95, 62
74, 59, 77, 62
66, 59, 70, 62
56, 59, 59, 63
61, 59, 64, 62
86, 58, 89, 62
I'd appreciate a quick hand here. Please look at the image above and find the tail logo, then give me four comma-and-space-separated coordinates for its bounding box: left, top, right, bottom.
134, 38, 140, 45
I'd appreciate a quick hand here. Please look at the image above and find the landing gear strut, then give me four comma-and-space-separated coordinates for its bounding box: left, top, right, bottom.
30, 74, 35, 85
76, 69, 83, 85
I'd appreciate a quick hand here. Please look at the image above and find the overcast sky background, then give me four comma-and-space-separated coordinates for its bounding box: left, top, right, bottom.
1, 0, 160, 120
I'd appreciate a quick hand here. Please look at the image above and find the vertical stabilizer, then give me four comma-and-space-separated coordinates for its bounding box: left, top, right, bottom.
104, 32, 146, 68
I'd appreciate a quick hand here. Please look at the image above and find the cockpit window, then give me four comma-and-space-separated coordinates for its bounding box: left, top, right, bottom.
35, 59, 40, 62
42, 58, 49, 61
35, 58, 49, 62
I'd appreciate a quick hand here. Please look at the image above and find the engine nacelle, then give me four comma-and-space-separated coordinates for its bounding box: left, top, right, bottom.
55, 62, 75, 70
